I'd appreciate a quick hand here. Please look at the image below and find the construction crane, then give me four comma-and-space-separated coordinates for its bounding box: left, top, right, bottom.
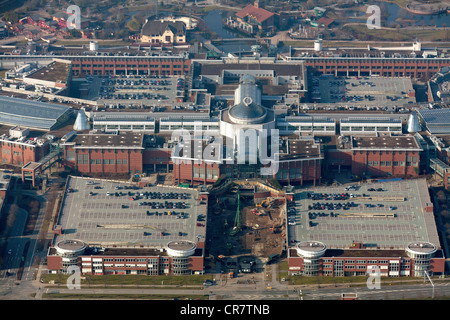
229, 191, 241, 236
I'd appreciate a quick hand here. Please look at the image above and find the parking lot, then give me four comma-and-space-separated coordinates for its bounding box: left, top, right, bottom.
96, 75, 186, 108
56, 176, 207, 249
287, 178, 440, 250
314, 75, 416, 107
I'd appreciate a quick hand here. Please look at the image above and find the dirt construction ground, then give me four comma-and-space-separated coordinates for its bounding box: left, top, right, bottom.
207, 193, 286, 263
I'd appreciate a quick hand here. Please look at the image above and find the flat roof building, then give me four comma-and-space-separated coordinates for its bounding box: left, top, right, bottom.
327, 134, 422, 178
62, 131, 145, 176
0, 95, 73, 131
340, 117, 403, 135
417, 108, 450, 135
47, 176, 207, 275
287, 178, 445, 277
22, 59, 72, 93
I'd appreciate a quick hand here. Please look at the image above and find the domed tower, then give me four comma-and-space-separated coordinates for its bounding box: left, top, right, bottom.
228, 96, 267, 125
219, 74, 276, 159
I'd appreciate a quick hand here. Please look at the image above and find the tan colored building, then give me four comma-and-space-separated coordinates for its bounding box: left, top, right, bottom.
140, 20, 186, 45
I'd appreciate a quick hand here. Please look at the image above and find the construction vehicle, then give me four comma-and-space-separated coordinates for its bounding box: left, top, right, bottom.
253, 209, 263, 216
256, 198, 270, 208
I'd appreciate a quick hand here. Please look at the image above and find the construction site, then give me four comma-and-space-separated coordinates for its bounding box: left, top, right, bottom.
206, 181, 288, 276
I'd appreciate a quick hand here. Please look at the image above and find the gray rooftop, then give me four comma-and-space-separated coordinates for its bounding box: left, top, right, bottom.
418, 108, 450, 134
54, 176, 206, 249
0, 96, 72, 130
290, 178, 440, 250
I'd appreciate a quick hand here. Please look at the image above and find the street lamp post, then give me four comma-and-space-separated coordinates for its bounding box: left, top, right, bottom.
423, 270, 435, 299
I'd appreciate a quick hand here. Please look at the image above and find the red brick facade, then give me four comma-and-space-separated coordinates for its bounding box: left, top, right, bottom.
351, 150, 420, 177
64, 147, 143, 175
70, 57, 191, 77
288, 248, 445, 277
0, 140, 49, 166
304, 57, 449, 80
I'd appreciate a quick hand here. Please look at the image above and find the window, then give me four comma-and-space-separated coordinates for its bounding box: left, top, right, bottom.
356, 260, 366, 264
356, 265, 366, 270
193, 167, 199, 178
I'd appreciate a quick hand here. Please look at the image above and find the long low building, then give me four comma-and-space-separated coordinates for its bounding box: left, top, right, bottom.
340, 117, 403, 135
327, 134, 422, 178
417, 108, 450, 135
92, 112, 156, 133
47, 176, 208, 275
287, 178, 445, 277
62, 131, 145, 176
0, 95, 73, 130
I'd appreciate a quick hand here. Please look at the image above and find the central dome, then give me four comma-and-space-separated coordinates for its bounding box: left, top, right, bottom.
228, 96, 267, 124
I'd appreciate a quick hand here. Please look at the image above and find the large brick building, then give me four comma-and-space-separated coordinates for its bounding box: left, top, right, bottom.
62, 131, 144, 175
0, 126, 50, 167
288, 241, 445, 277
297, 57, 450, 80
328, 135, 422, 178
47, 239, 204, 276
69, 55, 191, 77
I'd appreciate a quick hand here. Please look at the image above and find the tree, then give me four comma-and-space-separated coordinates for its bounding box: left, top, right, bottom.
3, 11, 19, 23
126, 16, 141, 31
69, 28, 82, 38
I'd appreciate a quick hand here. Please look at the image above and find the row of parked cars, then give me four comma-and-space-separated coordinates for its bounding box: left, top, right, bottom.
138, 201, 188, 210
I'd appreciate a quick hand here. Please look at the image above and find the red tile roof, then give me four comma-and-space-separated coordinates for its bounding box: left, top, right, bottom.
235, 4, 275, 23
318, 17, 334, 27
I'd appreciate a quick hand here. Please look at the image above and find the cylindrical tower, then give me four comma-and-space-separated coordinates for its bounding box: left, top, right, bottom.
89, 41, 99, 51
405, 242, 437, 276
54, 239, 87, 272
295, 241, 327, 276
314, 39, 323, 52
166, 240, 197, 275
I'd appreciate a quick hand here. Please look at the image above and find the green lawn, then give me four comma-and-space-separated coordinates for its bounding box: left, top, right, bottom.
43, 293, 208, 300
343, 24, 450, 42
41, 273, 214, 287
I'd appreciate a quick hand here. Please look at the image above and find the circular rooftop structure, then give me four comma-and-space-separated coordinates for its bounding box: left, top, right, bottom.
295, 241, 327, 259
406, 242, 437, 257
166, 240, 197, 258
228, 97, 267, 125
55, 239, 87, 255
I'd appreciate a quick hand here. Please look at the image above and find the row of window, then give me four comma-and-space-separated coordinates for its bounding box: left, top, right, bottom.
367, 160, 418, 167
76, 156, 129, 165
73, 64, 187, 69
193, 167, 219, 180
341, 126, 401, 132
280, 125, 335, 131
